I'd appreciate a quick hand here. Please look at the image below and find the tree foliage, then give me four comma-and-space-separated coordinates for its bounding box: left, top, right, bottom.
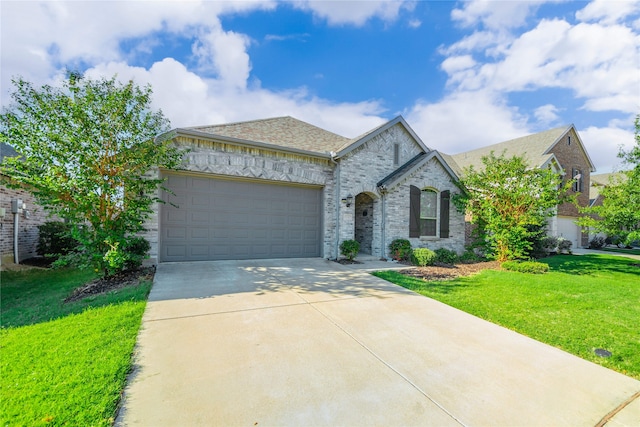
453, 152, 571, 262
579, 116, 640, 245
0, 73, 183, 276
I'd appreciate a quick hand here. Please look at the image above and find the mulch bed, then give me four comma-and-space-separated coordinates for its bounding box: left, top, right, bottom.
399, 261, 501, 281
64, 267, 155, 303
334, 259, 363, 265
19, 257, 54, 268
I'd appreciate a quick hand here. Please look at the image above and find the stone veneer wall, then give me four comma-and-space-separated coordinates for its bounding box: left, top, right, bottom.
143, 136, 336, 263
384, 158, 465, 256
336, 124, 465, 258
1, 183, 54, 264
336, 124, 423, 258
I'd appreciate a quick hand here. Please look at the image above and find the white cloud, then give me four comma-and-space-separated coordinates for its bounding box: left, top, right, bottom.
580, 122, 636, 173
84, 59, 385, 138
576, 0, 640, 25
408, 19, 422, 29
534, 104, 562, 126
451, 0, 549, 30
290, 0, 411, 26
406, 91, 530, 154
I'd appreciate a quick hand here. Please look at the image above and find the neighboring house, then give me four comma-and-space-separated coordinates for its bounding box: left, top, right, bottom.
446, 125, 596, 249
587, 172, 628, 241
0, 143, 49, 264
144, 116, 465, 263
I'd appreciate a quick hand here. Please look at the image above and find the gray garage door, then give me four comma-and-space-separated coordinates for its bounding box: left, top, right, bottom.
160, 173, 322, 262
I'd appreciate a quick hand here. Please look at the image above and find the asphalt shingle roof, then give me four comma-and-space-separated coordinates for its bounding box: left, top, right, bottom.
450, 126, 570, 174
188, 116, 351, 155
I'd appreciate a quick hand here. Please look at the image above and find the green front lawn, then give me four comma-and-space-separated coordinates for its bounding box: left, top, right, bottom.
1, 268, 151, 426
374, 254, 640, 380
598, 247, 640, 256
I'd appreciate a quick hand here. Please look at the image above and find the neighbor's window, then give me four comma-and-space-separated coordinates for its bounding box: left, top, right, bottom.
420, 189, 437, 236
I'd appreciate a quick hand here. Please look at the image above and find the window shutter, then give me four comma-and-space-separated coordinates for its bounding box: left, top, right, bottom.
409, 185, 420, 237
440, 190, 450, 238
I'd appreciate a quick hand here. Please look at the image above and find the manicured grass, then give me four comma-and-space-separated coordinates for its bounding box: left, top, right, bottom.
374, 254, 640, 380
598, 247, 640, 256
1, 268, 151, 426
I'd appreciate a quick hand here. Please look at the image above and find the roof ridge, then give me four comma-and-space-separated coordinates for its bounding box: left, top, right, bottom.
188, 116, 293, 130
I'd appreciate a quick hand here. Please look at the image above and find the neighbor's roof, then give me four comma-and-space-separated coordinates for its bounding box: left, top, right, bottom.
0, 143, 19, 163
590, 172, 628, 200
450, 126, 571, 174
184, 116, 350, 156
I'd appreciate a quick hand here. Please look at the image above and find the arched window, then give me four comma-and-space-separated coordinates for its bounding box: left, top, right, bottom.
420, 189, 438, 236
409, 186, 450, 238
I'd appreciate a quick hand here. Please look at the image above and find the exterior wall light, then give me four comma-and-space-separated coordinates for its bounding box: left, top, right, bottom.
341, 194, 354, 207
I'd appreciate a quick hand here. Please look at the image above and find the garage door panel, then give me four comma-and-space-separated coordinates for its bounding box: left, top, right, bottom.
161, 174, 322, 261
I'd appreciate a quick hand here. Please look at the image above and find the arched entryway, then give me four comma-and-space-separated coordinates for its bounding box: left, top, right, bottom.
354, 193, 374, 254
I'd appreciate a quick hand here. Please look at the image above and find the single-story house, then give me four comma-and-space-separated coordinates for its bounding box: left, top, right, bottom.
144, 116, 465, 263
445, 124, 596, 249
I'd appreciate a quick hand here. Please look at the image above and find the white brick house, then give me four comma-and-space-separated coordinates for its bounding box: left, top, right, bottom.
146, 116, 464, 263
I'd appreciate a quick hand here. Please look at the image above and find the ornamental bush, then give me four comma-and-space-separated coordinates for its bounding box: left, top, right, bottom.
389, 239, 412, 261
340, 240, 360, 261
37, 221, 78, 260
557, 237, 573, 254
411, 248, 436, 267
434, 248, 458, 265
501, 260, 549, 274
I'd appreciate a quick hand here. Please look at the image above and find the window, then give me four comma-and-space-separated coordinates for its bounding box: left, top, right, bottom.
572, 168, 583, 192
393, 143, 400, 166
568, 136, 571, 146
420, 189, 437, 236
409, 186, 450, 238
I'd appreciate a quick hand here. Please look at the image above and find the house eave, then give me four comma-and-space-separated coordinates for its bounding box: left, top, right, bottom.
172, 128, 333, 160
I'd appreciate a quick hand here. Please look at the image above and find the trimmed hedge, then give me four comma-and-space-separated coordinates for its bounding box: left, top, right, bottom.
501, 260, 549, 274
340, 240, 360, 261
411, 248, 436, 267
389, 239, 412, 261
434, 248, 458, 264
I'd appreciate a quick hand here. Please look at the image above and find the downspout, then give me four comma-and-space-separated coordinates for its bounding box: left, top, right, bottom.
330, 152, 340, 259
378, 185, 387, 259
13, 211, 19, 264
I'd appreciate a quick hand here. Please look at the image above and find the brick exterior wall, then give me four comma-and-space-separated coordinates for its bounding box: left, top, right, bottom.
336, 124, 465, 258
1, 182, 54, 264
548, 128, 592, 246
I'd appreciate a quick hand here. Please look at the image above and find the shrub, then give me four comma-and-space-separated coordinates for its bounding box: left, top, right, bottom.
460, 249, 485, 264
501, 260, 549, 274
340, 240, 360, 261
434, 248, 458, 265
411, 248, 436, 267
37, 221, 77, 260
557, 237, 572, 254
389, 239, 412, 261
589, 236, 606, 249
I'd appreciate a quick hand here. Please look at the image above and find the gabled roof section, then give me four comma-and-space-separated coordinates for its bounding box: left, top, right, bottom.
184, 116, 350, 156
451, 126, 570, 174
336, 116, 430, 158
590, 172, 628, 201
0, 143, 19, 163
377, 150, 459, 191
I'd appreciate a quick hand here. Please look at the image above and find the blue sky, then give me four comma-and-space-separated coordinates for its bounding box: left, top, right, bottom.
2, 0, 639, 172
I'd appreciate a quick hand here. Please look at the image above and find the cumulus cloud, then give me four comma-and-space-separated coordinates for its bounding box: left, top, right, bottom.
290, 0, 411, 26
576, 0, 640, 25
406, 91, 530, 154
580, 122, 637, 173
451, 0, 548, 30
534, 104, 562, 126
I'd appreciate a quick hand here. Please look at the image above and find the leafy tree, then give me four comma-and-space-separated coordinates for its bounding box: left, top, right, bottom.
453, 152, 571, 262
579, 116, 640, 245
0, 73, 183, 276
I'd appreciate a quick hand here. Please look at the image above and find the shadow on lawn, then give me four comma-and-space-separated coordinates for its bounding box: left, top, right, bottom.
543, 254, 640, 276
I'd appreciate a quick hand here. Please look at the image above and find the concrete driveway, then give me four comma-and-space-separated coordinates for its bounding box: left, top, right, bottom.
117, 258, 640, 426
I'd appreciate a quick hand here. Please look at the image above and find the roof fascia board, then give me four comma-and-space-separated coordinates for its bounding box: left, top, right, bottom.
544, 124, 596, 172
174, 128, 331, 160
336, 115, 431, 158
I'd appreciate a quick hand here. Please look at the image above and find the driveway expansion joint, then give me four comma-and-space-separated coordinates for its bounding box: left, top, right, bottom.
594, 390, 640, 427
